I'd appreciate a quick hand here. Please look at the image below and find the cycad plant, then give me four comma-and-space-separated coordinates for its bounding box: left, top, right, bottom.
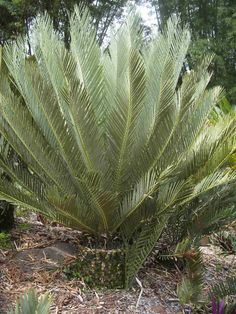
210, 278, 236, 314
0, 7, 236, 287
9, 289, 51, 314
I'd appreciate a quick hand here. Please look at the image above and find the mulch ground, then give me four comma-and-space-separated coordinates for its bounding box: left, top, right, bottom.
0, 214, 235, 314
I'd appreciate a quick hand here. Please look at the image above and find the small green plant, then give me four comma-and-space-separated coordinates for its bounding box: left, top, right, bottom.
210, 278, 236, 314
9, 289, 51, 314
15, 207, 29, 218
0, 231, 11, 249
172, 239, 204, 307
16, 222, 30, 231
175, 248, 236, 313
215, 262, 224, 273
158, 170, 236, 309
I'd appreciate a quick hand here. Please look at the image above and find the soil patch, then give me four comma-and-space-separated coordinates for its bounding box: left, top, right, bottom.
0, 216, 235, 313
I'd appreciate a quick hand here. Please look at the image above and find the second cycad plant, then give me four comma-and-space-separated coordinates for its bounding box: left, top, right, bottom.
0, 7, 236, 287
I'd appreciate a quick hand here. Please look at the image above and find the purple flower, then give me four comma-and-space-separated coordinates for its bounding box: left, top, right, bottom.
219, 300, 225, 314
212, 298, 218, 314
212, 299, 225, 314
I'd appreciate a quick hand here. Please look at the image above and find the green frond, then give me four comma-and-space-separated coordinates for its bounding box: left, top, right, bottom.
0, 92, 72, 192
189, 205, 236, 237
70, 7, 105, 120
46, 187, 100, 234
0, 178, 54, 219
160, 181, 236, 249
192, 169, 236, 197
119, 200, 157, 241
125, 214, 169, 287
105, 16, 147, 191
176, 241, 204, 305
209, 277, 236, 300
31, 13, 102, 175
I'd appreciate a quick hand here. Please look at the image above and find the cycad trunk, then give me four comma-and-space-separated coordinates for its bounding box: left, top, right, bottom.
65, 236, 126, 288
0, 201, 14, 231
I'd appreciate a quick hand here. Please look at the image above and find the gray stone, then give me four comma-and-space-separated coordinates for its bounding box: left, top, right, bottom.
14, 241, 77, 273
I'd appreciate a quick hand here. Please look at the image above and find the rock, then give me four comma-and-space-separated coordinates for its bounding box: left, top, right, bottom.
147, 304, 167, 313
14, 241, 77, 273
200, 236, 210, 246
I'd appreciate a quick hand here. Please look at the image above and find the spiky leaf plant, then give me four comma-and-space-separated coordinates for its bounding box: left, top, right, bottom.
159, 181, 236, 253
9, 289, 51, 314
176, 239, 204, 306
210, 278, 236, 314
210, 277, 236, 301
0, 7, 236, 287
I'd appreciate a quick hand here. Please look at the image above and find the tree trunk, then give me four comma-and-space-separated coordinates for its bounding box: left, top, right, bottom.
0, 201, 14, 231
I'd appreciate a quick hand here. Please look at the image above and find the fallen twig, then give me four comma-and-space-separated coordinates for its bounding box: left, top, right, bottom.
135, 277, 143, 308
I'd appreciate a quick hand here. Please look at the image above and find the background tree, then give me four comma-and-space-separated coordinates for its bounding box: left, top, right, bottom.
148, 0, 236, 104
0, 0, 130, 48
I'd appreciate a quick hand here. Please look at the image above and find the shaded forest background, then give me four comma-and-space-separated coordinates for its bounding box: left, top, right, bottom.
0, 0, 236, 103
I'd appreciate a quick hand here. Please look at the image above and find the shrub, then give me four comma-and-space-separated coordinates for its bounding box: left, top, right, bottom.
0, 7, 236, 287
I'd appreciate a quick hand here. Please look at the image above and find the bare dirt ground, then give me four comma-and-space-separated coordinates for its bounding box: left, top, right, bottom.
0, 215, 235, 314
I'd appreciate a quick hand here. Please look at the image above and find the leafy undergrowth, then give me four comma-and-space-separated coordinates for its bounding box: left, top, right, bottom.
0, 215, 235, 314
0, 231, 12, 249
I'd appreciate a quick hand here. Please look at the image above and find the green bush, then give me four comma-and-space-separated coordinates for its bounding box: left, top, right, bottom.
0, 7, 236, 287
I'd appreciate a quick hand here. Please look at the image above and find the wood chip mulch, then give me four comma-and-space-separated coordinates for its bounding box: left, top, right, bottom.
0, 215, 235, 314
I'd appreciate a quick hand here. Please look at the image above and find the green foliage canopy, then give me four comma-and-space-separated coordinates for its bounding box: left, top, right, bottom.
0, 0, 129, 47
150, 0, 236, 103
